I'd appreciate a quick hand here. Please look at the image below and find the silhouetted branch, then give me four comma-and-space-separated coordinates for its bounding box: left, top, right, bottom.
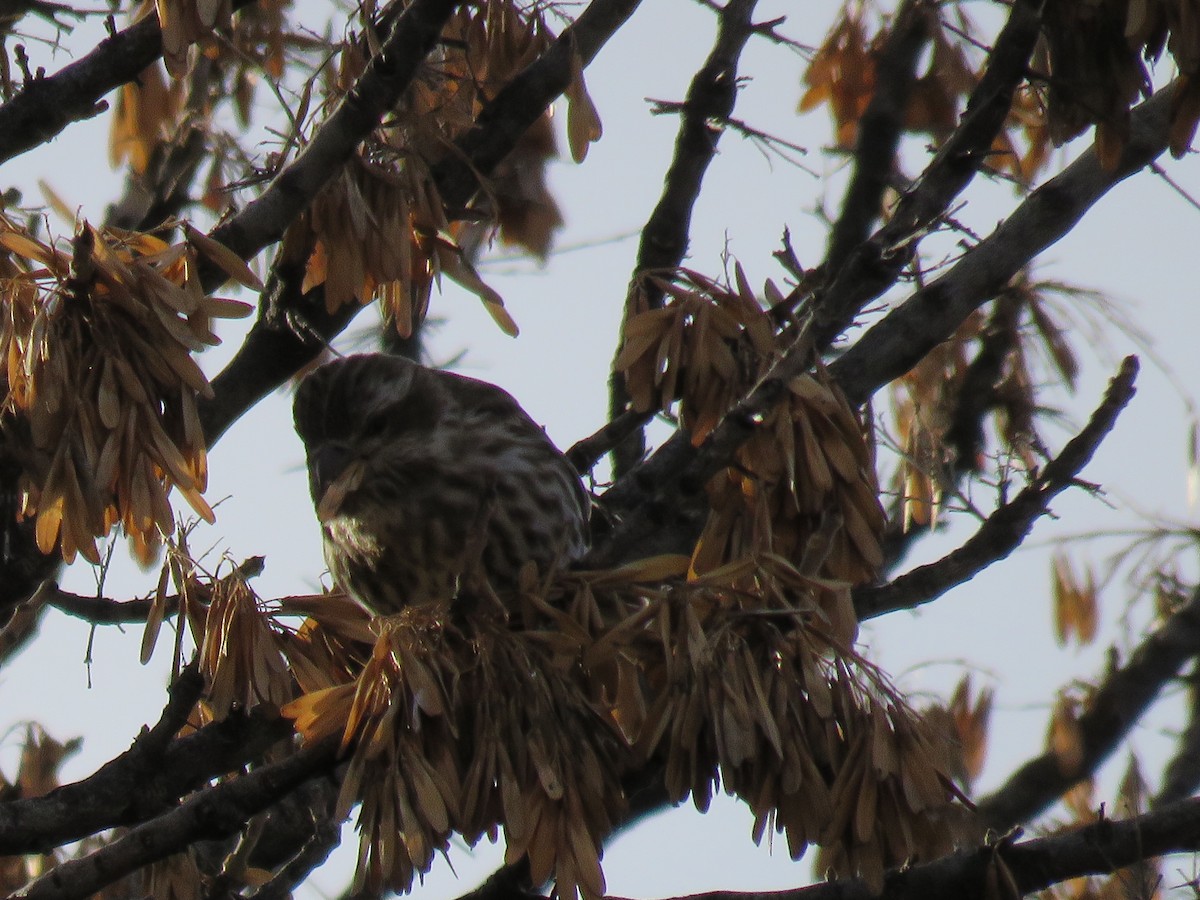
855, 355, 1139, 620
566, 408, 655, 476
0, 13, 161, 164
976, 584, 1200, 831
608, 0, 761, 477
204, 0, 461, 271
831, 82, 1176, 407
430, 0, 644, 212
19, 735, 339, 898
44, 556, 263, 624
823, 0, 930, 275
809, 0, 1043, 348
0, 670, 293, 855
600, 796, 1200, 900
1155, 662, 1200, 805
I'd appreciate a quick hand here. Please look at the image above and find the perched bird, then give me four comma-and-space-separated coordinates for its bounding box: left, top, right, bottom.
293, 354, 589, 613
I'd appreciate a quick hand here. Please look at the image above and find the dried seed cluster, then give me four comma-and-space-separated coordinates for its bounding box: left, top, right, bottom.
281, 0, 601, 338
177, 553, 973, 898
889, 275, 1081, 530
801, 8, 1052, 181
1041, 0, 1200, 164
0, 216, 254, 564
616, 267, 885, 587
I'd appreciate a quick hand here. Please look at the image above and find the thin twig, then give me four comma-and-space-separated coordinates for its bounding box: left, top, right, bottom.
855, 356, 1139, 620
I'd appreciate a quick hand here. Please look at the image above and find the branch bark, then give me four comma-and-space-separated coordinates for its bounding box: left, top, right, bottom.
605, 796, 1200, 900
831, 82, 1176, 407
0, 672, 293, 855
809, 0, 1043, 348
17, 736, 339, 899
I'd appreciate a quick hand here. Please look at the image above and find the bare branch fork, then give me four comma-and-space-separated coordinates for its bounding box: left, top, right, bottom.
855, 355, 1140, 620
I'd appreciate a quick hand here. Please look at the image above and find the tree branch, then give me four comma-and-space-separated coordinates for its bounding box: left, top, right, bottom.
429, 0, 644, 212
203, 0, 461, 271
809, 0, 1043, 348
608, 0, 762, 476
855, 355, 1139, 620
1154, 662, 1200, 806
17, 736, 339, 899
0, 677, 293, 855
975, 584, 1200, 831
830, 82, 1175, 407
822, 0, 930, 276
604, 796, 1200, 900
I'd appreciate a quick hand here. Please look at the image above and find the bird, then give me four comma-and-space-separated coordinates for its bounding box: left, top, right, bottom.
293, 354, 589, 613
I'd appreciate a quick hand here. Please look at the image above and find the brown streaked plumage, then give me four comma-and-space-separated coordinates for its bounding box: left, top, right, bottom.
293, 354, 588, 612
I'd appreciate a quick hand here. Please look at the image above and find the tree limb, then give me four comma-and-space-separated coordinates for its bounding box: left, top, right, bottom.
603, 796, 1200, 900
830, 82, 1175, 407
608, 0, 761, 477
822, 0, 930, 276
975, 584, 1200, 831
809, 0, 1043, 347
16, 736, 339, 899
0, 676, 293, 855
855, 355, 1139, 620
429, 0, 644, 212
1154, 662, 1200, 806
203, 0, 462, 271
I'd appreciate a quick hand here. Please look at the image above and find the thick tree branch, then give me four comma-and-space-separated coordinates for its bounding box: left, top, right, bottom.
601, 796, 1200, 900
830, 82, 1175, 407
0, 1, 258, 166
809, 0, 1043, 348
975, 584, 1200, 831
0, 675, 293, 855
17, 736, 339, 899
822, 0, 930, 276
608, 0, 761, 476
1154, 662, 1200, 806
0, 13, 162, 165
855, 355, 1139, 620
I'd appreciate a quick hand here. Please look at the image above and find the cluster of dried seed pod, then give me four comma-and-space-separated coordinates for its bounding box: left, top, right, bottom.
281, 0, 601, 339
281, 600, 626, 900
617, 267, 885, 587
259, 551, 972, 899
0, 216, 254, 564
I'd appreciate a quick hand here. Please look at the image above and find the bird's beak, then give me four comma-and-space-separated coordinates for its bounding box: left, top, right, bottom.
308, 444, 365, 522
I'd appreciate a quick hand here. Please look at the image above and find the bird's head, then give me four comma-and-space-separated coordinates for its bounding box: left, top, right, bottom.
293, 354, 440, 521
